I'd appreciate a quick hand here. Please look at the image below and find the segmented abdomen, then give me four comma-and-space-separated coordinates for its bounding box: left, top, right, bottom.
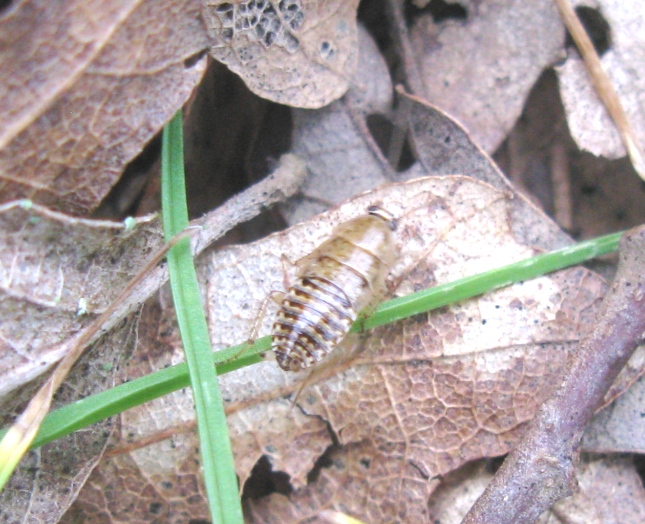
272, 207, 397, 372
273, 275, 357, 371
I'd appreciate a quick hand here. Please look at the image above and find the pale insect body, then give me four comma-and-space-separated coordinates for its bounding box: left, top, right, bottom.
272, 206, 398, 372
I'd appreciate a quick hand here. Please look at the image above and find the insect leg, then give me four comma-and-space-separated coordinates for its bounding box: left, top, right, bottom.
227, 252, 301, 364
290, 333, 364, 407
246, 290, 284, 345
280, 253, 296, 290
222, 290, 284, 364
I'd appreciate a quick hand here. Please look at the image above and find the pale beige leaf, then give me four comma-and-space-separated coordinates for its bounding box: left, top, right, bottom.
426, 456, 645, 524
556, 0, 645, 160
551, 456, 645, 524
0, 317, 138, 524
410, 0, 566, 152
0, 0, 208, 214
202, 0, 360, 108
0, 202, 163, 401
582, 374, 645, 453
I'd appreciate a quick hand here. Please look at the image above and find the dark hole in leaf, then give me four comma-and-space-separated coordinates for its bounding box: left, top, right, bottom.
566, 6, 612, 56
0, 0, 14, 15
222, 27, 234, 41
632, 454, 645, 486
366, 113, 416, 172
184, 50, 207, 69
216, 3, 233, 12
485, 455, 506, 475
243, 455, 293, 500
405, 0, 468, 26
306, 443, 336, 484
580, 184, 598, 196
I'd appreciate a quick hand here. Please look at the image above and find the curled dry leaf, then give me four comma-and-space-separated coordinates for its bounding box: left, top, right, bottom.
409, 0, 566, 152
556, 0, 645, 161
202, 0, 360, 108
0, 0, 208, 214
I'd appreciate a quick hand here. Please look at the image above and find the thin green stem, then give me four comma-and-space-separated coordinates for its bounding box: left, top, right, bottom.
161, 111, 243, 523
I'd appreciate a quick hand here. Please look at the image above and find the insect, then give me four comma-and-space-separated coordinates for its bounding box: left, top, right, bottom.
272, 205, 398, 372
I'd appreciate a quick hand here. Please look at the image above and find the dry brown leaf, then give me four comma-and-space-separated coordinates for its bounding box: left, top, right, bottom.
287, 27, 573, 251
0, 202, 163, 403
0, 152, 305, 405
0, 203, 162, 522
74, 175, 643, 522
409, 0, 566, 152
556, 0, 645, 161
0, 317, 138, 524
0, 0, 208, 215
0, 156, 306, 522
202, 0, 360, 108
221, 177, 642, 522
61, 36, 645, 517
63, 429, 212, 523
285, 24, 395, 223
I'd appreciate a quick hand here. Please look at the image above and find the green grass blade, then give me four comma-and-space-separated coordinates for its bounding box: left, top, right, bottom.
161, 111, 243, 523
18, 345, 266, 450
362, 232, 622, 331
0, 231, 623, 455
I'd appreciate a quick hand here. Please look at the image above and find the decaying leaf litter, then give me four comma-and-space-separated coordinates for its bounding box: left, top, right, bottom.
464, 226, 645, 523
0, 2, 640, 521
0, 155, 307, 523
0, 0, 210, 215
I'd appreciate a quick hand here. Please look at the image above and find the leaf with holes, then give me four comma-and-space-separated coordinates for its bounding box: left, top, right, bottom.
202, 0, 360, 108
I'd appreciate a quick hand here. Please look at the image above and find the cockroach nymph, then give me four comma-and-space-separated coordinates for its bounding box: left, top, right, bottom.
272, 205, 398, 372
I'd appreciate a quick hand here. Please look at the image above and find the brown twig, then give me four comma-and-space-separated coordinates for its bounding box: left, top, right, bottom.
463, 225, 645, 523
550, 141, 573, 232
385, 0, 426, 98
343, 98, 398, 181
554, 0, 645, 180
384, 0, 427, 171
